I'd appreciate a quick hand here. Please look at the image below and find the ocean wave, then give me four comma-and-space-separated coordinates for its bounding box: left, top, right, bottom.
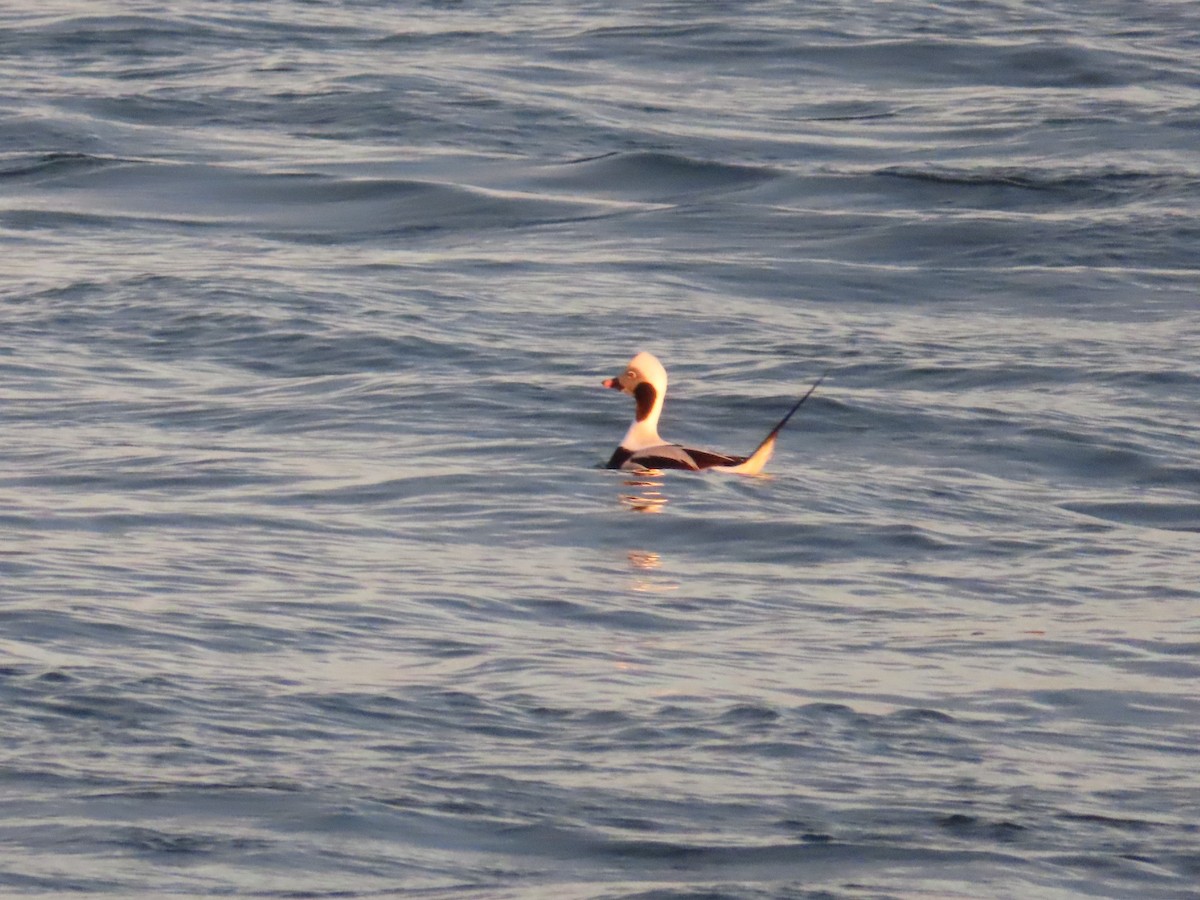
875, 164, 1200, 206
0, 151, 129, 182
1, 158, 650, 238
526, 150, 782, 200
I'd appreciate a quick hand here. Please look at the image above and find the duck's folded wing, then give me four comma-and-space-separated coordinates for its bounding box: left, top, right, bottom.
626, 445, 700, 470
618, 444, 744, 471
618, 444, 700, 471
680, 447, 746, 469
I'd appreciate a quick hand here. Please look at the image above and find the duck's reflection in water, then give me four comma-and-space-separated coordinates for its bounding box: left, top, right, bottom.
619, 471, 667, 514
618, 473, 679, 593
626, 548, 678, 593
627, 549, 661, 570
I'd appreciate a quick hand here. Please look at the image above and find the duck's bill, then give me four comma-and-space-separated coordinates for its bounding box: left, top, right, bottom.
602, 377, 621, 390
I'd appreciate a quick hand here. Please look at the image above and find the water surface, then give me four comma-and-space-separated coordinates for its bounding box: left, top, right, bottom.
2, 1, 1198, 897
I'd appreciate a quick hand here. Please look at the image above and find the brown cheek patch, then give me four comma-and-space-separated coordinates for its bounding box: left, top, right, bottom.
634, 383, 657, 421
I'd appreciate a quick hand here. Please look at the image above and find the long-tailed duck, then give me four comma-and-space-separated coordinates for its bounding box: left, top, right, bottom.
602, 351, 823, 475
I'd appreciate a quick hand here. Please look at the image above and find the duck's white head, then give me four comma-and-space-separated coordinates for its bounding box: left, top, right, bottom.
602, 351, 668, 449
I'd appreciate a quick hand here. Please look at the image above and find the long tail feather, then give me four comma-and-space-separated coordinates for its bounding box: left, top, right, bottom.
722, 373, 826, 476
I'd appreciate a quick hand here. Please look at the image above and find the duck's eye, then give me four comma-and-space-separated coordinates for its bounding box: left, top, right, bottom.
626, 370, 636, 379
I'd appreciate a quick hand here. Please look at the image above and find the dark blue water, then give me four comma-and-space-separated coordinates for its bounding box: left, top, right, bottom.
2, 2, 1198, 897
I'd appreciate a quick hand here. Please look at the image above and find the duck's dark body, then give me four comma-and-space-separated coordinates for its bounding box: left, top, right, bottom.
605, 445, 745, 471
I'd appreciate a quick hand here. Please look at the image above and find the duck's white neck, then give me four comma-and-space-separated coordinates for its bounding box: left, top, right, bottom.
621, 391, 665, 450
621, 418, 662, 451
